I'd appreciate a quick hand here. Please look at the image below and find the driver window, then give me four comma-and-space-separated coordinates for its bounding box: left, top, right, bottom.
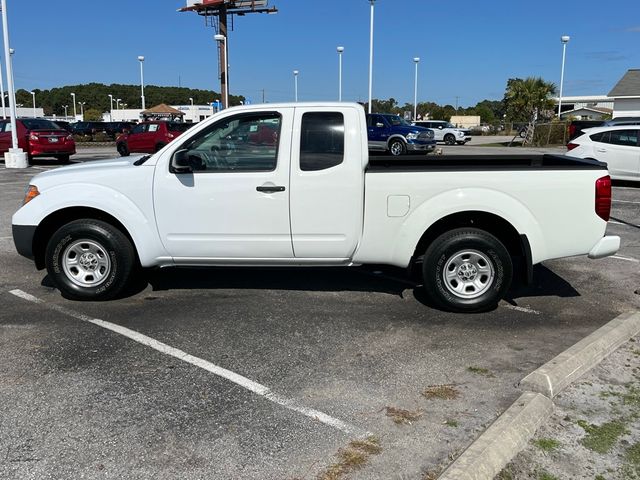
178, 113, 281, 172
131, 124, 146, 134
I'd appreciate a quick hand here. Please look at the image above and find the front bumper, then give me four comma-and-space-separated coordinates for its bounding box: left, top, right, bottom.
12, 224, 36, 260
407, 140, 437, 152
588, 235, 620, 259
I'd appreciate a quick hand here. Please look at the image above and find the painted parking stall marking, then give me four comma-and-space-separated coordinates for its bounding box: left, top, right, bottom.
610, 255, 640, 263
9, 289, 369, 438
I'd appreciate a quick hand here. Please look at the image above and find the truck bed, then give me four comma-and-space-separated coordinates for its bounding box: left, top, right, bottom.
367, 154, 607, 172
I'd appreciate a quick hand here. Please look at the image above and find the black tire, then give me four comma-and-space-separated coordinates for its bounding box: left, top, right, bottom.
117, 142, 130, 157
456, 141, 465, 145
444, 134, 456, 145
155, 142, 167, 153
57, 155, 70, 164
422, 228, 512, 312
45, 219, 135, 301
388, 139, 406, 156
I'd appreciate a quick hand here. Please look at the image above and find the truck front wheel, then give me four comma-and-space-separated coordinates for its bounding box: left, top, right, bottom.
388, 139, 406, 156
444, 134, 456, 145
422, 228, 512, 312
45, 219, 135, 300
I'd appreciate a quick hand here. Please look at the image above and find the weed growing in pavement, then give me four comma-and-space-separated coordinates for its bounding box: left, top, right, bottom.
384, 406, 422, 425
495, 468, 514, 480
536, 470, 559, 480
594, 475, 606, 480
467, 366, 493, 377
422, 384, 461, 400
623, 385, 640, 406
627, 442, 640, 465
317, 436, 382, 480
577, 419, 628, 454
533, 438, 561, 452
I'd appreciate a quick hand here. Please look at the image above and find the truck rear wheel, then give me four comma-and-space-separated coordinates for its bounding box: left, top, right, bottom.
422, 228, 512, 312
117, 142, 129, 157
45, 219, 135, 301
389, 139, 406, 156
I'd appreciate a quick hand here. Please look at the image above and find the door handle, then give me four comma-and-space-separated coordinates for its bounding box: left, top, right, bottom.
256, 185, 285, 193
596, 148, 607, 153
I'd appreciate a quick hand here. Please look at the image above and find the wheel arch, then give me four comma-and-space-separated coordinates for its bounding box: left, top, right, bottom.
33, 207, 137, 270
410, 210, 532, 283
386, 134, 407, 148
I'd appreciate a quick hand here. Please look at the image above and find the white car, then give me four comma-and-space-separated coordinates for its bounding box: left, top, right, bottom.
413, 120, 471, 145
566, 125, 640, 181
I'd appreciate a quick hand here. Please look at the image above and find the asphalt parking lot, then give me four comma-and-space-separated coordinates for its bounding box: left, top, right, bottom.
1, 146, 639, 479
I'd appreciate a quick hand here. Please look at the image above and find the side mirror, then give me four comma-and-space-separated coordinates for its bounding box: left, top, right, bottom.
170, 149, 193, 174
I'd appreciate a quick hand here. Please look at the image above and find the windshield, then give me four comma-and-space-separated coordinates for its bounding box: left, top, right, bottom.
385, 115, 411, 127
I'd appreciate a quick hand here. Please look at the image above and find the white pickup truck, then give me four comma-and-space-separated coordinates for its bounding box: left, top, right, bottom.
12, 102, 620, 312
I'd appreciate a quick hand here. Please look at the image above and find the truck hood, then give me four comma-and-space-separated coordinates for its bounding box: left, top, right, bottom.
395, 125, 430, 135
30, 155, 149, 189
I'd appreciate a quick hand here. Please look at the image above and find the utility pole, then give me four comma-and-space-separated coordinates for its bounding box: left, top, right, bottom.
219, 4, 228, 109
261, 88, 265, 103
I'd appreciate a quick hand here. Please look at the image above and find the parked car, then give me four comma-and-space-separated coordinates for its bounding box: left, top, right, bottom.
603, 117, 640, 127
52, 120, 72, 132
105, 122, 135, 138
69, 121, 109, 136
413, 120, 471, 145
566, 125, 639, 181
13, 102, 619, 312
116, 121, 192, 156
0, 118, 75, 163
567, 120, 605, 141
366, 113, 436, 155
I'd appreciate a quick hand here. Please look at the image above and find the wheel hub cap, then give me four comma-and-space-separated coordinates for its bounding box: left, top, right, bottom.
443, 249, 495, 299
62, 239, 111, 288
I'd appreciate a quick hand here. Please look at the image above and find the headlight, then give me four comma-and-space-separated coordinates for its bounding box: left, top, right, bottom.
457, 131, 465, 136
23, 185, 39, 205
406, 133, 418, 140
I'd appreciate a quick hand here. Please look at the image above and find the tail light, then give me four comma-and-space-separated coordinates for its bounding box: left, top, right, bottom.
29, 132, 39, 141
567, 142, 578, 151
595, 175, 611, 221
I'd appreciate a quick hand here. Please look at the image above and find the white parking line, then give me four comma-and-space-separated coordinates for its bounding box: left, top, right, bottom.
609, 220, 640, 228
9, 289, 369, 438
610, 255, 640, 263
612, 199, 640, 205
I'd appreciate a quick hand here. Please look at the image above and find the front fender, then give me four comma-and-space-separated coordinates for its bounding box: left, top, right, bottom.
390, 187, 546, 266
12, 183, 168, 267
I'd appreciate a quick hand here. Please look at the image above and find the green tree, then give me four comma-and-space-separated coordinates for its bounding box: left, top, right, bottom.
83, 108, 103, 121
503, 77, 556, 123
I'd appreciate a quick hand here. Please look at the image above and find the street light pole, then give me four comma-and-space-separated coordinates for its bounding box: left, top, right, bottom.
79, 101, 85, 117
1, 0, 21, 161
558, 35, 570, 118
116, 98, 121, 111
293, 70, 299, 102
62, 105, 68, 118
413, 57, 420, 121
71, 92, 76, 118
0, 54, 5, 119
367, 0, 375, 114
138, 55, 145, 110
29, 90, 35, 117
337, 46, 344, 102
108, 94, 113, 121
214, 34, 229, 109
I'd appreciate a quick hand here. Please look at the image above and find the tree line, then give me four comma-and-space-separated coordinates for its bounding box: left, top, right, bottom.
11, 76, 556, 124
13, 83, 245, 118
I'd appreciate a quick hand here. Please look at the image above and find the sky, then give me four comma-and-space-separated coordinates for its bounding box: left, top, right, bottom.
5, 0, 640, 107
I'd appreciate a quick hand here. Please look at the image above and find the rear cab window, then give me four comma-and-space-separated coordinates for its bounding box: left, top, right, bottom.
300, 112, 344, 171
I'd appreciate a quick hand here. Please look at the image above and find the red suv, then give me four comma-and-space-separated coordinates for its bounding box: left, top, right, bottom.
0, 118, 76, 163
116, 121, 192, 156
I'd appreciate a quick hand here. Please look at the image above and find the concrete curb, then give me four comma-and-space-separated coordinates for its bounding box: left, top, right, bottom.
438, 392, 553, 480
437, 310, 640, 480
520, 311, 640, 398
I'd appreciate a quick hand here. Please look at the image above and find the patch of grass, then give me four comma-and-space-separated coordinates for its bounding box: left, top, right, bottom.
537, 470, 559, 480
594, 475, 606, 480
317, 436, 382, 480
467, 366, 493, 377
495, 468, 514, 480
627, 442, 640, 465
631, 349, 640, 356
422, 384, 461, 400
623, 385, 640, 406
577, 419, 628, 454
533, 438, 561, 452
384, 406, 422, 425
444, 419, 459, 428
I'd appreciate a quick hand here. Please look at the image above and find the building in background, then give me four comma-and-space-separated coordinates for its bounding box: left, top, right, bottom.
608, 69, 640, 118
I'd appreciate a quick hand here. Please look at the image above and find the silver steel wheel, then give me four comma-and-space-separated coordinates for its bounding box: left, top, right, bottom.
442, 249, 495, 299
62, 239, 111, 288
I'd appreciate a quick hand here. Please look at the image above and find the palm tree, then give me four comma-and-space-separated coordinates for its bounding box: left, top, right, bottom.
504, 77, 557, 123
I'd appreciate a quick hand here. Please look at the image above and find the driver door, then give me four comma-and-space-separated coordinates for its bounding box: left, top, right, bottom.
153, 109, 294, 260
